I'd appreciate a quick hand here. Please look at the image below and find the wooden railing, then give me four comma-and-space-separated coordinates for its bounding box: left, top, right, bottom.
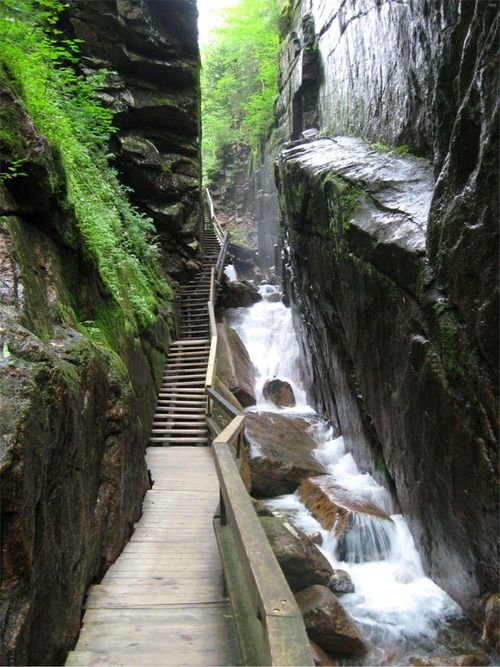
216, 231, 230, 283
205, 187, 225, 244
210, 409, 314, 666
203, 194, 313, 666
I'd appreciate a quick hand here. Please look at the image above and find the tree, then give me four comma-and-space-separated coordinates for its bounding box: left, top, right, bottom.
201, 0, 280, 181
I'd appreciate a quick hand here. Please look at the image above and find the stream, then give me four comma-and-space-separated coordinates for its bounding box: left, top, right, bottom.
224, 271, 490, 665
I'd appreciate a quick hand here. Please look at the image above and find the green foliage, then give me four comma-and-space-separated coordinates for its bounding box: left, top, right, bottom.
201, 0, 280, 182
0, 0, 171, 339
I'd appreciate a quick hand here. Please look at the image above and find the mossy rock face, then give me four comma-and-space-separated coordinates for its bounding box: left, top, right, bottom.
0, 312, 150, 664
0, 61, 173, 667
276, 134, 498, 632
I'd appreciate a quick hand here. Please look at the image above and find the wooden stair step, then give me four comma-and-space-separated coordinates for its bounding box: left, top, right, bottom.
149, 436, 208, 444
163, 374, 206, 379
154, 407, 205, 413
170, 338, 210, 349
152, 428, 207, 435
153, 421, 207, 428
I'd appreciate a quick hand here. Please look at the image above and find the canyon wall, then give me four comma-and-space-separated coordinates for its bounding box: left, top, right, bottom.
275, 0, 498, 629
69, 0, 201, 280
0, 1, 200, 663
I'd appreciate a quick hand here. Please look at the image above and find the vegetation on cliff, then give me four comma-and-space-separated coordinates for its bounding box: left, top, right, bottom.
0, 0, 171, 342
201, 0, 280, 181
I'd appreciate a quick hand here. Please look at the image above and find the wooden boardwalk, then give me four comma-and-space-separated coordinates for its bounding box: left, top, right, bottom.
67, 226, 242, 666
66, 448, 242, 666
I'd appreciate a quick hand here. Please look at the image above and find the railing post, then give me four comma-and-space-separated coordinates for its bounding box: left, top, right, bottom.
220, 490, 227, 526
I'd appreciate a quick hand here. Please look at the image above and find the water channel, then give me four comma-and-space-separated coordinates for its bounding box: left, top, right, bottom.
224, 272, 489, 665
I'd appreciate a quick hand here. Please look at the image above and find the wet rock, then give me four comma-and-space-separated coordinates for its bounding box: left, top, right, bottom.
409, 655, 490, 667
263, 378, 296, 408
276, 127, 498, 628
259, 515, 333, 592
299, 476, 394, 561
299, 476, 392, 531
0, 13, 184, 661
310, 640, 339, 666
0, 88, 56, 217
296, 585, 367, 656
482, 593, 500, 654
69, 0, 201, 279
222, 280, 262, 308
244, 412, 326, 496
216, 323, 256, 407
328, 570, 355, 596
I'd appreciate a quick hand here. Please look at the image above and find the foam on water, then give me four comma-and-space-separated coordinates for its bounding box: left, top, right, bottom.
225, 284, 312, 412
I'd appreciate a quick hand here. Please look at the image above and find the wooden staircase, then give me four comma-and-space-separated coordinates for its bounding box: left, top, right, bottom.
149, 228, 221, 447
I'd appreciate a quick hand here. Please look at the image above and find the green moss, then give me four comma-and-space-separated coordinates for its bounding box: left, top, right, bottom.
392, 145, 411, 156
323, 175, 363, 234
0, 0, 173, 345
279, 0, 298, 38
434, 306, 467, 385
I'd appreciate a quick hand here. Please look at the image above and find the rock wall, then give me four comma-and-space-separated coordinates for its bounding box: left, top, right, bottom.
69, 0, 201, 280
275, 0, 498, 631
0, 1, 200, 663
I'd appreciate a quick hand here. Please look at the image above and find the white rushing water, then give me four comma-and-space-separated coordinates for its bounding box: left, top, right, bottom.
224, 272, 485, 664
225, 282, 312, 413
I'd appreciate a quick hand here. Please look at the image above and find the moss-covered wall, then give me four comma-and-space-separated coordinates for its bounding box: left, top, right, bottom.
0, 1, 200, 663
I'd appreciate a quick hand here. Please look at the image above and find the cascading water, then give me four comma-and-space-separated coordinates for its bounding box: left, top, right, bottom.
225, 282, 311, 412
223, 266, 489, 665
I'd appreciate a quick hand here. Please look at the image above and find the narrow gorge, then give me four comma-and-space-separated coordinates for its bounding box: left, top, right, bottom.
0, 0, 498, 665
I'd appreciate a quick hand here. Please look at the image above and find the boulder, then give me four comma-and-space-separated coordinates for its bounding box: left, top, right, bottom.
216, 323, 256, 407
299, 476, 392, 530
299, 476, 394, 562
310, 640, 339, 666
244, 412, 326, 496
259, 515, 333, 592
327, 570, 355, 596
296, 585, 367, 656
263, 378, 296, 408
223, 280, 262, 308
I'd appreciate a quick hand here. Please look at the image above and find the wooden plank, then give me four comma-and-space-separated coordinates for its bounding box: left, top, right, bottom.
170, 339, 210, 347
163, 373, 206, 380
205, 335, 218, 390
68, 446, 241, 667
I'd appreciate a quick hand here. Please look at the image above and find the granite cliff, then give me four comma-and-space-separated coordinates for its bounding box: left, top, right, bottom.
274, 0, 498, 631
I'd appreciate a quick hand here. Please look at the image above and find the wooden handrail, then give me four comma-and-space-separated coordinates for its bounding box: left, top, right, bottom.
216, 231, 230, 283
206, 387, 243, 420
204, 187, 311, 664
205, 187, 225, 243
213, 435, 314, 666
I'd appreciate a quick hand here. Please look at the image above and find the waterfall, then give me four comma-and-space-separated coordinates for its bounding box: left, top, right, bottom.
225, 282, 312, 412
223, 265, 487, 664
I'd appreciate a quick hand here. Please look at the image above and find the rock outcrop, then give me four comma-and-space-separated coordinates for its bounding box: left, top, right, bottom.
0, 2, 200, 663
276, 131, 498, 625
68, 0, 201, 280
216, 322, 256, 407
244, 412, 326, 496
